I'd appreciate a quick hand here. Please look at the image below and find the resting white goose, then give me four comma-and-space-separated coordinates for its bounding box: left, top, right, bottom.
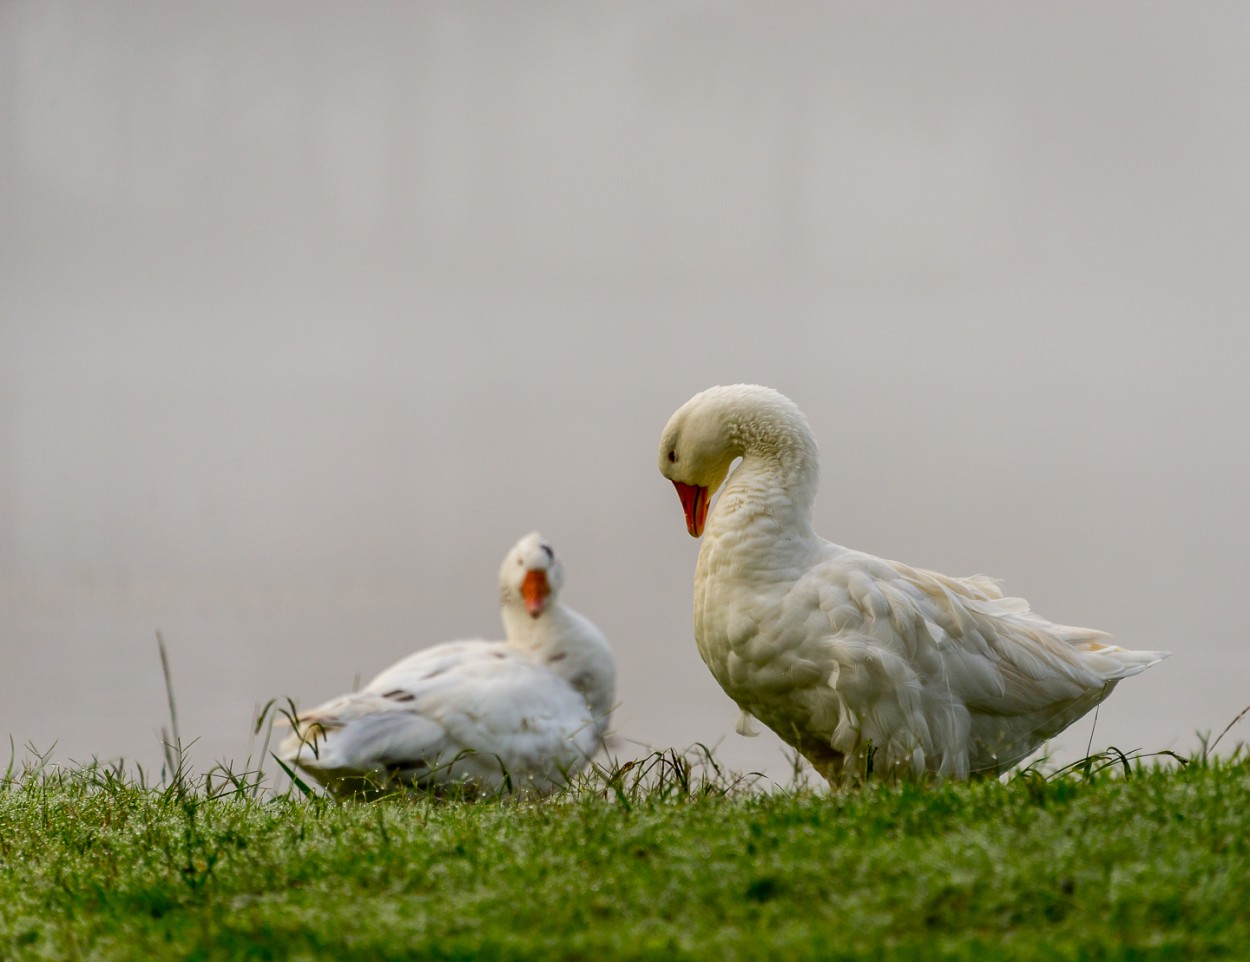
278, 533, 615, 797
658, 384, 1168, 784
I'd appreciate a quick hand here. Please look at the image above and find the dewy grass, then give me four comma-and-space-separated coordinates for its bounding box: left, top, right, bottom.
0, 742, 1247, 962
2, 644, 1245, 960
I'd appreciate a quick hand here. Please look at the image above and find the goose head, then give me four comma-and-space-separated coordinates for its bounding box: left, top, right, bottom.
658, 384, 819, 538
657, 386, 751, 537
500, 531, 564, 618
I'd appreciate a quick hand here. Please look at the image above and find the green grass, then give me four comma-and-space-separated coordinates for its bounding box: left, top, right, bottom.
1, 746, 1246, 961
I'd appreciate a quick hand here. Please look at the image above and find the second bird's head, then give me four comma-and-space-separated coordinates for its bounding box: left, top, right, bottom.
500, 532, 564, 618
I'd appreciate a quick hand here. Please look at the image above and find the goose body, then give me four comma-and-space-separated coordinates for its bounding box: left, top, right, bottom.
659, 384, 1167, 784
279, 533, 615, 796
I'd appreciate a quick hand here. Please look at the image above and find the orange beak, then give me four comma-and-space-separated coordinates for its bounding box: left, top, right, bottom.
673, 481, 709, 538
520, 569, 550, 618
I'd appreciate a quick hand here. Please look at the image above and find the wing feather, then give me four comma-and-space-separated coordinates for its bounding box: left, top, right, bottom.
281, 641, 599, 795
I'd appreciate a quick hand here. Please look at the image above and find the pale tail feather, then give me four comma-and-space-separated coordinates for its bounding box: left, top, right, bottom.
1076, 644, 1171, 680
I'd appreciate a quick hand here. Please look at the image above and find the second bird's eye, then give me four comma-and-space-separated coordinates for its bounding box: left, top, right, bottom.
668, 450, 677, 463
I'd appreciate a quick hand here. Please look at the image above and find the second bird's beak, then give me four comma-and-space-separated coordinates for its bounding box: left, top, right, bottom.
673, 481, 709, 538
521, 569, 549, 618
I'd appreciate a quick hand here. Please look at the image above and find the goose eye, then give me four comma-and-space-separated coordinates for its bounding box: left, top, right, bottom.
668, 450, 677, 463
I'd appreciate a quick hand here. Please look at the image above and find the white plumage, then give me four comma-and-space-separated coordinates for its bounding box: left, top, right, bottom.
658, 384, 1167, 784
278, 533, 615, 797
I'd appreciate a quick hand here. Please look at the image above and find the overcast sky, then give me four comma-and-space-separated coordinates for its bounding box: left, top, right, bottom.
2, 2, 1248, 782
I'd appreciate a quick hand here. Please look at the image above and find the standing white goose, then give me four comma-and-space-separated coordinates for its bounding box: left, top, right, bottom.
279, 533, 615, 797
658, 384, 1167, 784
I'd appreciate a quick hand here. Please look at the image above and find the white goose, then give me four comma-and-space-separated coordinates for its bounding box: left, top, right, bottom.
658, 384, 1167, 784
279, 533, 615, 797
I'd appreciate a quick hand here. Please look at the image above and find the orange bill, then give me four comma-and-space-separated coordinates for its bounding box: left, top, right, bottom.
673, 481, 709, 538
521, 569, 550, 618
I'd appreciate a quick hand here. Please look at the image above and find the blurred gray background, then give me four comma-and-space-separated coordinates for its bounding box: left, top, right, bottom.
3, 2, 1248, 783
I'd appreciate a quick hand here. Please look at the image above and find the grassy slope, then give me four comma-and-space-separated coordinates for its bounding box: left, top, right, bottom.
1, 754, 1246, 962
